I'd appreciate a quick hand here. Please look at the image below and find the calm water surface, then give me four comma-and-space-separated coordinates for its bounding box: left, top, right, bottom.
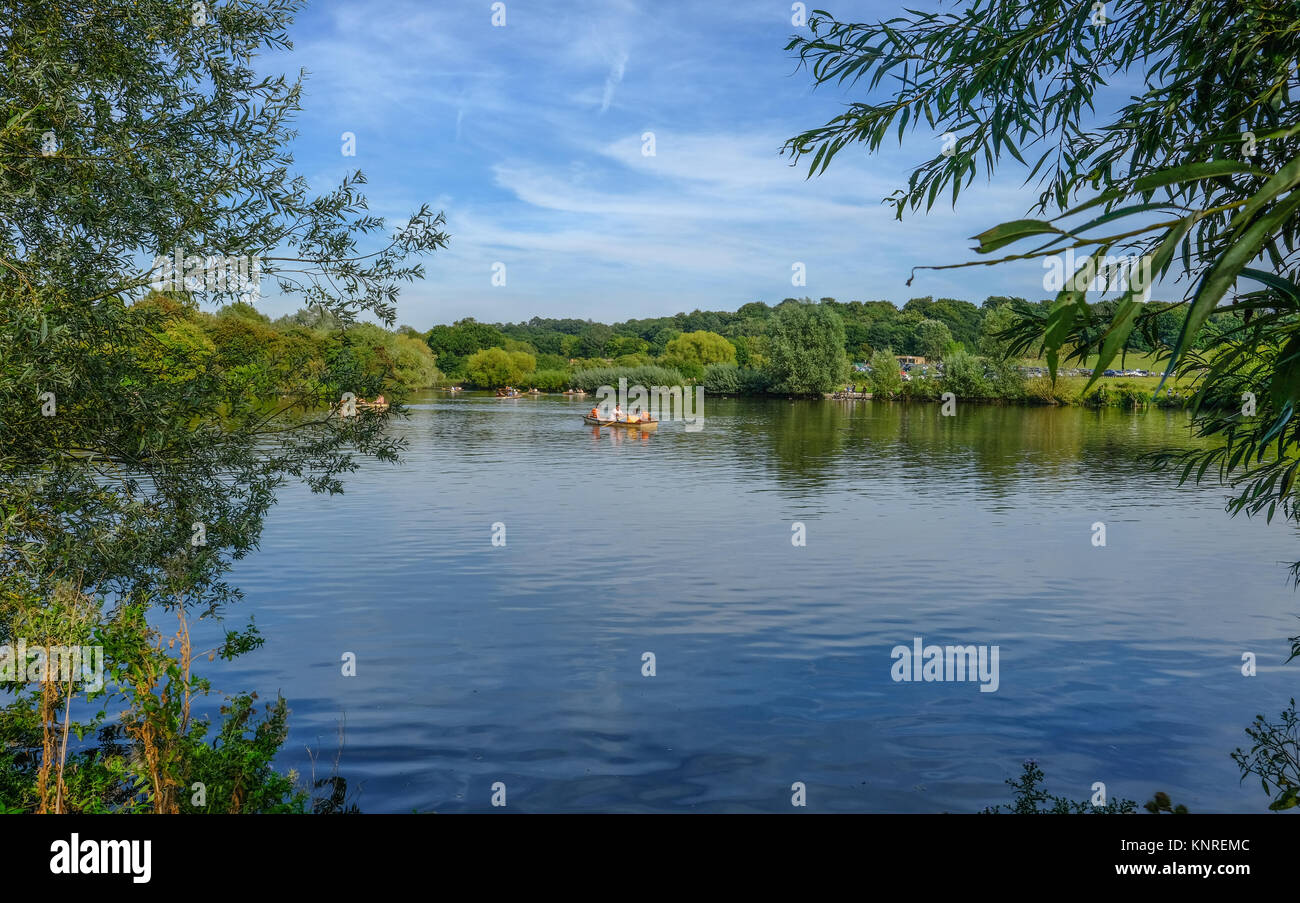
210, 393, 1300, 812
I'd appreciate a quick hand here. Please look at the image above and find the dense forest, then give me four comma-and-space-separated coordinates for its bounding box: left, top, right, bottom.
129, 292, 443, 397
424, 294, 1235, 400
150, 291, 1238, 402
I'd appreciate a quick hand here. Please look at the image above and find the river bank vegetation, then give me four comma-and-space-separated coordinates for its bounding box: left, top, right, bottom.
428, 295, 1217, 407
2, 0, 445, 812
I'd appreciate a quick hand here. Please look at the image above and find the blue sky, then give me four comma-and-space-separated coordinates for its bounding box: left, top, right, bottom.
262, 0, 1070, 328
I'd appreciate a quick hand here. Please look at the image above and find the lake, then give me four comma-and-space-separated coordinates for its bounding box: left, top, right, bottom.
211, 392, 1300, 812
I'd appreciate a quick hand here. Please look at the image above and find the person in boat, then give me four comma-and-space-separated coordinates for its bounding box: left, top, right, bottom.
589, 406, 600, 420
613, 404, 625, 422
374, 394, 386, 406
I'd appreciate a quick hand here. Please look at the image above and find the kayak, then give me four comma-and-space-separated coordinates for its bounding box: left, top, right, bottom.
583, 415, 657, 430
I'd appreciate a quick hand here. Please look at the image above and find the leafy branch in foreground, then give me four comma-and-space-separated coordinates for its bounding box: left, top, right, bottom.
1, 0, 446, 810
1233, 698, 1300, 811
981, 760, 1139, 813
785, 0, 1300, 573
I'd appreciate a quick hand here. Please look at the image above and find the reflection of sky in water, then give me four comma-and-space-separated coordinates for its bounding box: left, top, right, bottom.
190, 395, 1300, 812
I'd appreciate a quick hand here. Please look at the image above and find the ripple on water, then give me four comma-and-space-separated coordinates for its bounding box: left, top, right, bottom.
202, 394, 1300, 812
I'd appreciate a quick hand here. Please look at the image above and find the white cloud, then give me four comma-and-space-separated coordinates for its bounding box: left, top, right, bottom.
600, 50, 628, 114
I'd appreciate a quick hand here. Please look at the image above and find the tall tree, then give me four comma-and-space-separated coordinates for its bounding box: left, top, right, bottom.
765, 302, 848, 395
915, 319, 955, 361
0, 0, 447, 811
785, 0, 1300, 572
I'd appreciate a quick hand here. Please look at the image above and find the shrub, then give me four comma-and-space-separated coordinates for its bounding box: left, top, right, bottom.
986, 357, 1026, 399
868, 348, 903, 397
526, 369, 571, 392
982, 761, 1138, 814
902, 374, 942, 400
1024, 376, 1068, 404
703, 363, 740, 394
940, 347, 989, 397
465, 347, 535, 388
738, 367, 773, 395
1084, 381, 1148, 408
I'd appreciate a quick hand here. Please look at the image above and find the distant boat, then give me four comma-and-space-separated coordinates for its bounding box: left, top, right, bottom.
583, 415, 657, 431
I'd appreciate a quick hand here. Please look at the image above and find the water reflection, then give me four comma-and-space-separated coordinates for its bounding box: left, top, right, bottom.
204, 393, 1299, 812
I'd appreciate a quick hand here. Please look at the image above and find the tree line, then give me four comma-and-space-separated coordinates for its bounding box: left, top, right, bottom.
425, 294, 1240, 398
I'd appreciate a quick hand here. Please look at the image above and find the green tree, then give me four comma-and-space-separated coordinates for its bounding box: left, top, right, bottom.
915, 319, 954, 361
426, 318, 505, 378
765, 302, 848, 395
662, 330, 737, 370
577, 323, 613, 358
608, 335, 650, 357
465, 347, 535, 387
868, 348, 903, 397
392, 334, 443, 389
0, 0, 446, 812
940, 347, 989, 398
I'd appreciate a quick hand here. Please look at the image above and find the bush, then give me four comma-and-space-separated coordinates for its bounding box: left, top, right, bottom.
1084, 381, 1148, 407
465, 347, 536, 388
902, 374, 942, 400
703, 363, 740, 394
985, 356, 1026, 400
1024, 376, 1069, 404
940, 347, 989, 398
526, 368, 571, 391
738, 367, 773, 394
868, 348, 903, 397
701, 363, 775, 396
982, 761, 1138, 814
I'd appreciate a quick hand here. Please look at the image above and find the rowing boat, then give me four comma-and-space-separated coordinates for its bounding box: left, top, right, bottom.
583, 415, 657, 430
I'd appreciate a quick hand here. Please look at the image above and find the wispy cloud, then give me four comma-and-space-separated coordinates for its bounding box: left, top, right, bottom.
600, 50, 628, 114
256, 0, 1067, 327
